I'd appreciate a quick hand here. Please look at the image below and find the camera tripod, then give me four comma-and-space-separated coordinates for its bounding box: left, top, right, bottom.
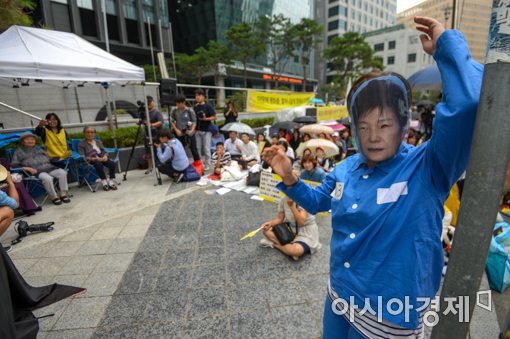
122, 121, 162, 186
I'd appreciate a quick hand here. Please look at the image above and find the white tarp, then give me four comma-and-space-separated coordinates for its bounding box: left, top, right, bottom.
0, 25, 144, 82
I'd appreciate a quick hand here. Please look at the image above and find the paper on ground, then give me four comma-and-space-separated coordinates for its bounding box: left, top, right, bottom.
250, 195, 264, 201
196, 178, 209, 186
242, 187, 258, 194
216, 187, 232, 195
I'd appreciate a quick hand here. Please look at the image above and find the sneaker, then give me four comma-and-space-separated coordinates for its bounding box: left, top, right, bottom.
291, 256, 300, 261
144, 168, 153, 175
203, 165, 210, 171
3, 245, 12, 253
259, 238, 273, 248
174, 173, 184, 183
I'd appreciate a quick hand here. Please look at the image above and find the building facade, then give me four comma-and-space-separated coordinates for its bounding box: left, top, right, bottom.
169, 0, 315, 90
315, 0, 398, 84
363, 24, 434, 78
397, 0, 492, 62
33, 0, 172, 65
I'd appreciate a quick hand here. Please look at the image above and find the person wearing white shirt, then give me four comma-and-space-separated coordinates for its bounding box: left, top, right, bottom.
239, 133, 260, 168
224, 131, 243, 159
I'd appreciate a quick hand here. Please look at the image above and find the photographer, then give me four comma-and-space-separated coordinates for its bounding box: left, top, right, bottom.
138, 96, 164, 174
154, 129, 189, 183
0, 169, 19, 248
170, 95, 200, 162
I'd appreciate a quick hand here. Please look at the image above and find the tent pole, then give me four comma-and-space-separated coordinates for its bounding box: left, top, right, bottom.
0, 101, 41, 121
143, 85, 162, 186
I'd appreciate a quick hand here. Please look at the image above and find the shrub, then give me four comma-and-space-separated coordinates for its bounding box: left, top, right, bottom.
240, 117, 274, 128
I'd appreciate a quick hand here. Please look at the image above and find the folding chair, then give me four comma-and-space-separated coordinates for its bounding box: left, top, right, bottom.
71, 139, 101, 192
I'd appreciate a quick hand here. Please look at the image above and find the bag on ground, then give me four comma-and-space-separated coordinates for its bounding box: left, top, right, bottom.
182, 165, 200, 182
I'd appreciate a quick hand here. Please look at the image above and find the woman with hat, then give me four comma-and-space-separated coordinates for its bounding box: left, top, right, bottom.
0, 166, 19, 238
35, 113, 72, 168
11, 132, 71, 205
263, 17, 483, 337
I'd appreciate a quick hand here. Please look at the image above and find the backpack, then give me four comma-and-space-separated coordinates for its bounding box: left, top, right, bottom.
182, 164, 200, 182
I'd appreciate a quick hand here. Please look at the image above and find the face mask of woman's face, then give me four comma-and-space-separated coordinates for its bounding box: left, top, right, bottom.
356, 108, 401, 166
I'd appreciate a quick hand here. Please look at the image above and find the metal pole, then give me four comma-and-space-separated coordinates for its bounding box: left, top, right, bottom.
0, 101, 41, 121
169, 22, 177, 79
430, 62, 510, 338
147, 16, 157, 81
101, 0, 110, 53
158, 19, 165, 54
103, 86, 121, 173
74, 87, 83, 123
142, 85, 162, 186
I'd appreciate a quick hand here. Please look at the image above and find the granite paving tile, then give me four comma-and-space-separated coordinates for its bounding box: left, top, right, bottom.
137, 320, 185, 339
107, 237, 143, 254
143, 291, 189, 321
99, 294, 149, 326
77, 240, 114, 255
115, 269, 158, 295
92, 323, 140, 339
230, 311, 275, 339
24, 257, 69, 277
191, 263, 226, 288
187, 287, 227, 318
196, 246, 225, 265
227, 281, 269, 312
155, 267, 192, 292
160, 247, 195, 268
184, 314, 228, 339
79, 271, 124, 297
271, 304, 321, 338
266, 277, 307, 307
53, 297, 111, 330
129, 251, 163, 270
33, 299, 71, 332
41, 328, 95, 339
93, 253, 135, 273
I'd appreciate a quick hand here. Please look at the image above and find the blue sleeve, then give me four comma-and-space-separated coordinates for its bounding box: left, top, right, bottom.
277, 173, 337, 214
157, 146, 172, 163
424, 30, 484, 193
0, 191, 17, 209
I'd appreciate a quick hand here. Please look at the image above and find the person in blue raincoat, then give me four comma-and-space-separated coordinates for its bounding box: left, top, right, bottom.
263, 16, 483, 338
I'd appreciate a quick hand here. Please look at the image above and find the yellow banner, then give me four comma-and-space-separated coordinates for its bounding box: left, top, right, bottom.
317, 106, 348, 122
247, 91, 315, 112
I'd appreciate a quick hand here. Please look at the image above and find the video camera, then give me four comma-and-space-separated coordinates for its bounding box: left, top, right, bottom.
12, 220, 55, 245
136, 100, 146, 122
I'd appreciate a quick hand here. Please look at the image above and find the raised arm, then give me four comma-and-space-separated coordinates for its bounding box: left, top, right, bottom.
415, 16, 484, 193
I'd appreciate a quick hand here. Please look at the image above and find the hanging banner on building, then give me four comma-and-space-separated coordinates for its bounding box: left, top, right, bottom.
316, 106, 348, 122
485, 1, 510, 63
247, 90, 315, 112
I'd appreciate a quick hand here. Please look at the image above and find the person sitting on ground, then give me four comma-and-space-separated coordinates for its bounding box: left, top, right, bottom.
302, 148, 313, 159
289, 129, 302, 152
406, 127, 421, 146
0, 169, 19, 243
278, 139, 294, 160
256, 132, 270, 155
259, 189, 320, 261
11, 132, 71, 205
154, 129, 189, 183
302, 133, 312, 142
170, 95, 200, 162
0, 159, 40, 216
238, 133, 260, 169
331, 131, 347, 159
224, 131, 243, 160
210, 125, 225, 156
299, 155, 326, 182
78, 127, 117, 191
270, 134, 279, 146
34, 112, 72, 168
223, 100, 238, 125
211, 142, 232, 176
315, 147, 332, 172
278, 128, 291, 142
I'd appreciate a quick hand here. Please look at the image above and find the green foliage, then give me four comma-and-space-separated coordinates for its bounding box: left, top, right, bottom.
142, 64, 160, 82
112, 109, 130, 115
225, 22, 265, 88
324, 32, 383, 91
68, 126, 143, 148
239, 117, 274, 128
0, 0, 36, 31
226, 92, 246, 111
291, 18, 323, 91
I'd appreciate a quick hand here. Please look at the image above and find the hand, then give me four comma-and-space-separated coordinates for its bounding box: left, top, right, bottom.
6, 172, 14, 184
262, 146, 294, 185
286, 198, 294, 207
101, 155, 108, 162
175, 130, 183, 137
414, 16, 446, 55
38, 119, 48, 127
262, 222, 273, 232
23, 167, 37, 175
154, 142, 161, 148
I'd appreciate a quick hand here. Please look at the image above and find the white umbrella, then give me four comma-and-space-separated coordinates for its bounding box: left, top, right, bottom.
299, 124, 334, 135
296, 139, 339, 158
221, 122, 256, 136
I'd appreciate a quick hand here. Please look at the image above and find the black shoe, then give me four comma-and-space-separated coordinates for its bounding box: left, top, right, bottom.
174, 173, 184, 183
102, 185, 109, 191
109, 184, 117, 190
60, 196, 71, 203
51, 198, 62, 205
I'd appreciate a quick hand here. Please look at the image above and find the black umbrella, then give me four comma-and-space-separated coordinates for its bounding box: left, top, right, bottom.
293, 116, 316, 124
269, 121, 301, 135
337, 117, 351, 129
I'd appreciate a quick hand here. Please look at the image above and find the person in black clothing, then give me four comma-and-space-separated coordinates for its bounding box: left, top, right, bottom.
223, 100, 238, 125
194, 89, 217, 171
289, 129, 302, 152
138, 96, 164, 173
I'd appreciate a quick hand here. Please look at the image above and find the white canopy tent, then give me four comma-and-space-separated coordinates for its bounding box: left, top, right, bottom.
0, 26, 161, 185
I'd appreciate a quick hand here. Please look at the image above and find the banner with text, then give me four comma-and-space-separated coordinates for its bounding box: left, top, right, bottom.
317, 106, 348, 122
247, 91, 315, 112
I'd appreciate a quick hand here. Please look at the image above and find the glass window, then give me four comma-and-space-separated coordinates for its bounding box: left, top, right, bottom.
142, 0, 155, 23
123, 0, 137, 20
374, 43, 384, 51
329, 6, 339, 17
159, 0, 169, 28
328, 20, 339, 31
339, 5, 347, 16
339, 19, 346, 30
407, 53, 416, 63
77, 0, 92, 9
388, 40, 396, 49
105, 0, 116, 15
387, 56, 395, 64
51, 0, 68, 3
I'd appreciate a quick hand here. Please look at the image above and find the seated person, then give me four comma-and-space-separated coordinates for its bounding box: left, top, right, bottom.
78, 127, 117, 191
315, 147, 331, 172
224, 131, 243, 160
0, 158, 40, 216
11, 132, 71, 205
35, 112, 72, 168
277, 139, 294, 161
0, 169, 19, 250
155, 129, 189, 183
210, 125, 225, 156
299, 155, 326, 182
211, 142, 231, 176
238, 133, 260, 169
259, 190, 320, 261
270, 134, 279, 146
256, 133, 270, 155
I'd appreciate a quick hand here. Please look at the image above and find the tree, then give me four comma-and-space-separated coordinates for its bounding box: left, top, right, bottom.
291, 18, 323, 91
256, 14, 296, 88
225, 22, 265, 88
0, 0, 36, 31
324, 32, 384, 91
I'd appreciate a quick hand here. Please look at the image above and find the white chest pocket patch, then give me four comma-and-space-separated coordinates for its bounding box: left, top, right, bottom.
376, 181, 408, 205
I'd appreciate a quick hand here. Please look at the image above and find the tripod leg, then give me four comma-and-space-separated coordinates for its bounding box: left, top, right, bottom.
123, 124, 142, 181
